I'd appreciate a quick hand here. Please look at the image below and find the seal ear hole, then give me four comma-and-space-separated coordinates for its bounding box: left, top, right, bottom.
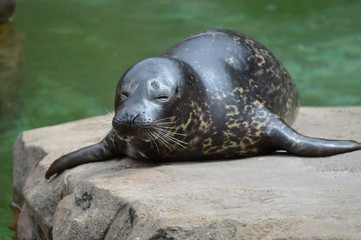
175, 86, 180, 97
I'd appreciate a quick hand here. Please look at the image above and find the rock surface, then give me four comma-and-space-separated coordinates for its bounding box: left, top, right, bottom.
13, 107, 361, 239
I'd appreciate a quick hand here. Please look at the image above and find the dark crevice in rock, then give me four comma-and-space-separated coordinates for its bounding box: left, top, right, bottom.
103, 202, 137, 239
102, 204, 123, 239
149, 228, 177, 240
75, 191, 93, 210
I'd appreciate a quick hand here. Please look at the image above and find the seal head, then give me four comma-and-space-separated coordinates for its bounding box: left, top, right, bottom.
111, 57, 206, 160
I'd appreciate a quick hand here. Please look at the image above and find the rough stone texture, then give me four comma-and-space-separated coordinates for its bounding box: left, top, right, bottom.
13, 107, 361, 240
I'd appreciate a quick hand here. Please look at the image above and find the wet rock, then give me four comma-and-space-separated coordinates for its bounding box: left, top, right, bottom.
13, 107, 361, 239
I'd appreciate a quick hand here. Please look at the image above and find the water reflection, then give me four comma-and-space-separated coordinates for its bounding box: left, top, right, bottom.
0, 23, 24, 126
0, 2, 23, 236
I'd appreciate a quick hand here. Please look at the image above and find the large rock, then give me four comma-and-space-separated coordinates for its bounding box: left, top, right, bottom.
13, 107, 361, 239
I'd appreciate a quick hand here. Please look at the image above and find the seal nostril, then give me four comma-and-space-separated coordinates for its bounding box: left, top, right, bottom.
133, 114, 140, 124
124, 113, 141, 131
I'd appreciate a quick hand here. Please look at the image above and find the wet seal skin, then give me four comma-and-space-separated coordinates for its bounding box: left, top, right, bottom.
45, 29, 361, 180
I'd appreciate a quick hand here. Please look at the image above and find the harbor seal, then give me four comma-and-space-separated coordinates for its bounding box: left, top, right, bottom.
45, 29, 361, 180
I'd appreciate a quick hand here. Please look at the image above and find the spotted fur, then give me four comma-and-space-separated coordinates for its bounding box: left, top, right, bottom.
45, 29, 361, 180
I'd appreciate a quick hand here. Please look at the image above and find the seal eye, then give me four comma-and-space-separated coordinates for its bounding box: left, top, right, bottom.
156, 95, 169, 102
120, 92, 129, 100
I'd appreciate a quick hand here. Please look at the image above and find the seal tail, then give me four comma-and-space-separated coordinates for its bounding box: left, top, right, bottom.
45, 133, 123, 180
266, 115, 361, 157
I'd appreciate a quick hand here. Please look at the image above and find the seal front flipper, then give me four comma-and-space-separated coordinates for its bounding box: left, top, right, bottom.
45, 132, 124, 180
266, 114, 361, 157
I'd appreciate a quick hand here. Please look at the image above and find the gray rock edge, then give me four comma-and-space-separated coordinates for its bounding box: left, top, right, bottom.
13, 107, 361, 239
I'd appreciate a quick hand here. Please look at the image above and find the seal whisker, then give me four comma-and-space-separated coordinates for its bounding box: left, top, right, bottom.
154, 132, 173, 151
160, 132, 188, 145
104, 107, 114, 115
156, 126, 177, 130
136, 120, 176, 129
145, 130, 160, 153
104, 107, 114, 122
101, 124, 113, 131
151, 131, 172, 151
158, 131, 188, 149
153, 117, 174, 122
153, 122, 177, 126
156, 127, 186, 136
99, 126, 112, 138
134, 133, 151, 142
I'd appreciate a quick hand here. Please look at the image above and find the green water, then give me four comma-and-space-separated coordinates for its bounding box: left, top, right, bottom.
1, 0, 360, 237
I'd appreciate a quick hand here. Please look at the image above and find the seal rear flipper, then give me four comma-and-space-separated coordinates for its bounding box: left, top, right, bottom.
45, 133, 124, 180
266, 115, 361, 157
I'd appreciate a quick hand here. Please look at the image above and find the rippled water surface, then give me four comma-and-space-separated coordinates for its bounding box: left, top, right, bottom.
1, 0, 360, 237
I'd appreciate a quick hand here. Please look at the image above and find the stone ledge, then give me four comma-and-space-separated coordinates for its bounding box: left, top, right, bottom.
13, 107, 361, 239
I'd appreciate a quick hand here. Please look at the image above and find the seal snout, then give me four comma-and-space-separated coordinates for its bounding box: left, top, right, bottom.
112, 112, 146, 136
126, 113, 140, 131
